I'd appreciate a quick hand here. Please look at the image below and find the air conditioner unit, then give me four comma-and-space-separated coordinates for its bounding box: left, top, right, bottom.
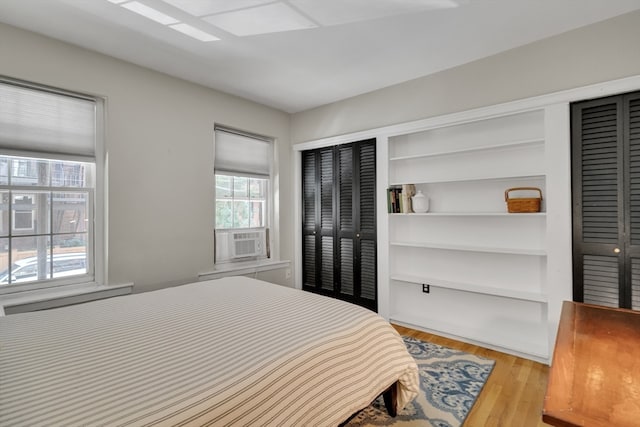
215, 228, 268, 263
231, 230, 265, 258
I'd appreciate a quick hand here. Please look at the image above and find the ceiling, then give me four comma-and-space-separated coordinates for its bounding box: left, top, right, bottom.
1, 0, 639, 113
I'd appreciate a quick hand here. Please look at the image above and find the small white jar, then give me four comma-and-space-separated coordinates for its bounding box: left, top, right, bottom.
411, 190, 429, 213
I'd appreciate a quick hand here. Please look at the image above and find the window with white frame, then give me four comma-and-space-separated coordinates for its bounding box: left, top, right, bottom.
214, 127, 272, 263
0, 79, 100, 291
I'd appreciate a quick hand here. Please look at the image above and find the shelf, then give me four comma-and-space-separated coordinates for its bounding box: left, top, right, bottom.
389, 212, 546, 217
390, 273, 547, 302
389, 173, 545, 186
390, 241, 546, 256
389, 138, 544, 162
385, 108, 549, 363
389, 312, 549, 360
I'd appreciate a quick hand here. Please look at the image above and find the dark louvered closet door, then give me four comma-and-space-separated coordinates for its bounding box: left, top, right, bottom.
572, 96, 624, 307
319, 148, 335, 292
302, 150, 317, 289
572, 90, 640, 310
357, 140, 377, 309
301, 139, 377, 311
338, 144, 354, 298
626, 93, 640, 310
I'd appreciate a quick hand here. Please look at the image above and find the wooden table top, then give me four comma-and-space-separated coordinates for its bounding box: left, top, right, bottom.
543, 301, 640, 427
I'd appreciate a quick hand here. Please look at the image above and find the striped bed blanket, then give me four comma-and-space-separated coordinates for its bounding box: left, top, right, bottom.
0, 276, 419, 426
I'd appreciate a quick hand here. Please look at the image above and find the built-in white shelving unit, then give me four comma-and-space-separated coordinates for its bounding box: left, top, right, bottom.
294, 76, 640, 367
386, 108, 550, 362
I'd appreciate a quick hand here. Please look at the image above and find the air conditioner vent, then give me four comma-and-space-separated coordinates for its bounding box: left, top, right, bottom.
233, 232, 263, 257
215, 228, 268, 263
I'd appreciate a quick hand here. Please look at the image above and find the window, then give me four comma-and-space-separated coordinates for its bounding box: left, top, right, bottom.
13, 194, 35, 231
215, 174, 267, 229
0, 79, 100, 292
214, 127, 272, 262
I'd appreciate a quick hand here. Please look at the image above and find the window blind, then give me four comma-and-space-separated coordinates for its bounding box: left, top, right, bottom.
0, 80, 96, 160
214, 127, 272, 177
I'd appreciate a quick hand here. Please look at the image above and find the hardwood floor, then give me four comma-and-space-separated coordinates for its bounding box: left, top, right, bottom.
393, 324, 552, 427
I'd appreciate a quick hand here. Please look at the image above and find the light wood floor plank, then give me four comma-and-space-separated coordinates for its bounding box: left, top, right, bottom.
393, 324, 551, 427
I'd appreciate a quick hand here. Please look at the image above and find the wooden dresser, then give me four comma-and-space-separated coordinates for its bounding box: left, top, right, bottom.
543, 301, 640, 427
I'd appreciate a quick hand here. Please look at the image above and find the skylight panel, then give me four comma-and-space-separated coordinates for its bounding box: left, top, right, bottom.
170, 23, 220, 41
203, 3, 317, 37
161, 0, 273, 17
121, 1, 180, 25
290, 0, 459, 26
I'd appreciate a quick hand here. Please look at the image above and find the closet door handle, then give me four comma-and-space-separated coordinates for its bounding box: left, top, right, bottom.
614, 248, 621, 254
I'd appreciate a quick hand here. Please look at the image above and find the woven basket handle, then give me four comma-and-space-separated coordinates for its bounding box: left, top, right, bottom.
504, 187, 542, 202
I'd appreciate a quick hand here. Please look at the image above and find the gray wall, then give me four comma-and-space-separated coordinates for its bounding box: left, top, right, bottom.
291, 9, 640, 143
3, 9, 640, 294
0, 23, 293, 292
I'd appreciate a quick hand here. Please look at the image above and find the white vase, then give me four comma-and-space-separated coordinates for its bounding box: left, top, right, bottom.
411, 190, 429, 213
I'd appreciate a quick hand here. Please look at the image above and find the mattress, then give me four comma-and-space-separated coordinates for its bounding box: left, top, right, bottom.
0, 276, 419, 426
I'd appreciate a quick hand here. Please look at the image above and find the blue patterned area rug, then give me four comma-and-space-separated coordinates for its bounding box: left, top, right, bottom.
345, 336, 495, 427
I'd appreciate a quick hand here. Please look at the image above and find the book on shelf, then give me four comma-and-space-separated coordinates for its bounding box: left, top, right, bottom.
387, 184, 416, 213
387, 187, 398, 213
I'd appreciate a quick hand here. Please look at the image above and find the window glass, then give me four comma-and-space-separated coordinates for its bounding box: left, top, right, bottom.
52, 192, 89, 234
11, 158, 49, 186
8, 235, 51, 284
216, 174, 232, 198
233, 176, 248, 198
51, 161, 91, 188
250, 200, 264, 228
215, 174, 267, 230
0, 192, 8, 237
233, 200, 249, 228
0, 158, 9, 185
0, 156, 93, 287
11, 193, 47, 235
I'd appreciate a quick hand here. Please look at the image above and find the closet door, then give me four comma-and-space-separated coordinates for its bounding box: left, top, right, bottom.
301, 150, 317, 290
337, 140, 377, 310
301, 140, 377, 311
355, 140, 377, 310
572, 90, 640, 310
301, 147, 334, 294
625, 92, 640, 310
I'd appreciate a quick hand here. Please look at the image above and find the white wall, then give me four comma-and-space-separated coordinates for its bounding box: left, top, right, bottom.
0, 23, 293, 293
291, 9, 640, 143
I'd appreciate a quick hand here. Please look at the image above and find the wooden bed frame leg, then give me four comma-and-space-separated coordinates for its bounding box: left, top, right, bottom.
382, 382, 398, 417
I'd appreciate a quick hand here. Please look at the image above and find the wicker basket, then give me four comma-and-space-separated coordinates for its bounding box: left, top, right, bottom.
505, 187, 542, 213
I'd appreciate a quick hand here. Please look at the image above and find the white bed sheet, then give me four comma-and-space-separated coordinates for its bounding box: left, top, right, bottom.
0, 276, 418, 426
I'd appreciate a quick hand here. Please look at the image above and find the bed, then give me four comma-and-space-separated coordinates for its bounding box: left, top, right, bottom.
0, 276, 419, 426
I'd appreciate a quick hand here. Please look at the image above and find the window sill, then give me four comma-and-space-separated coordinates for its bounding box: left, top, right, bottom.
199, 259, 290, 281
0, 282, 133, 316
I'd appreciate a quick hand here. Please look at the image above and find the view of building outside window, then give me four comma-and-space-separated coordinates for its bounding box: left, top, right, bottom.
215, 174, 267, 229
0, 156, 92, 285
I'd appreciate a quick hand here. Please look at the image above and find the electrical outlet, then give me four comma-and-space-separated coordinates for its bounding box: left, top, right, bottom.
422, 284, 430, 293
285, 268, 292, 279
